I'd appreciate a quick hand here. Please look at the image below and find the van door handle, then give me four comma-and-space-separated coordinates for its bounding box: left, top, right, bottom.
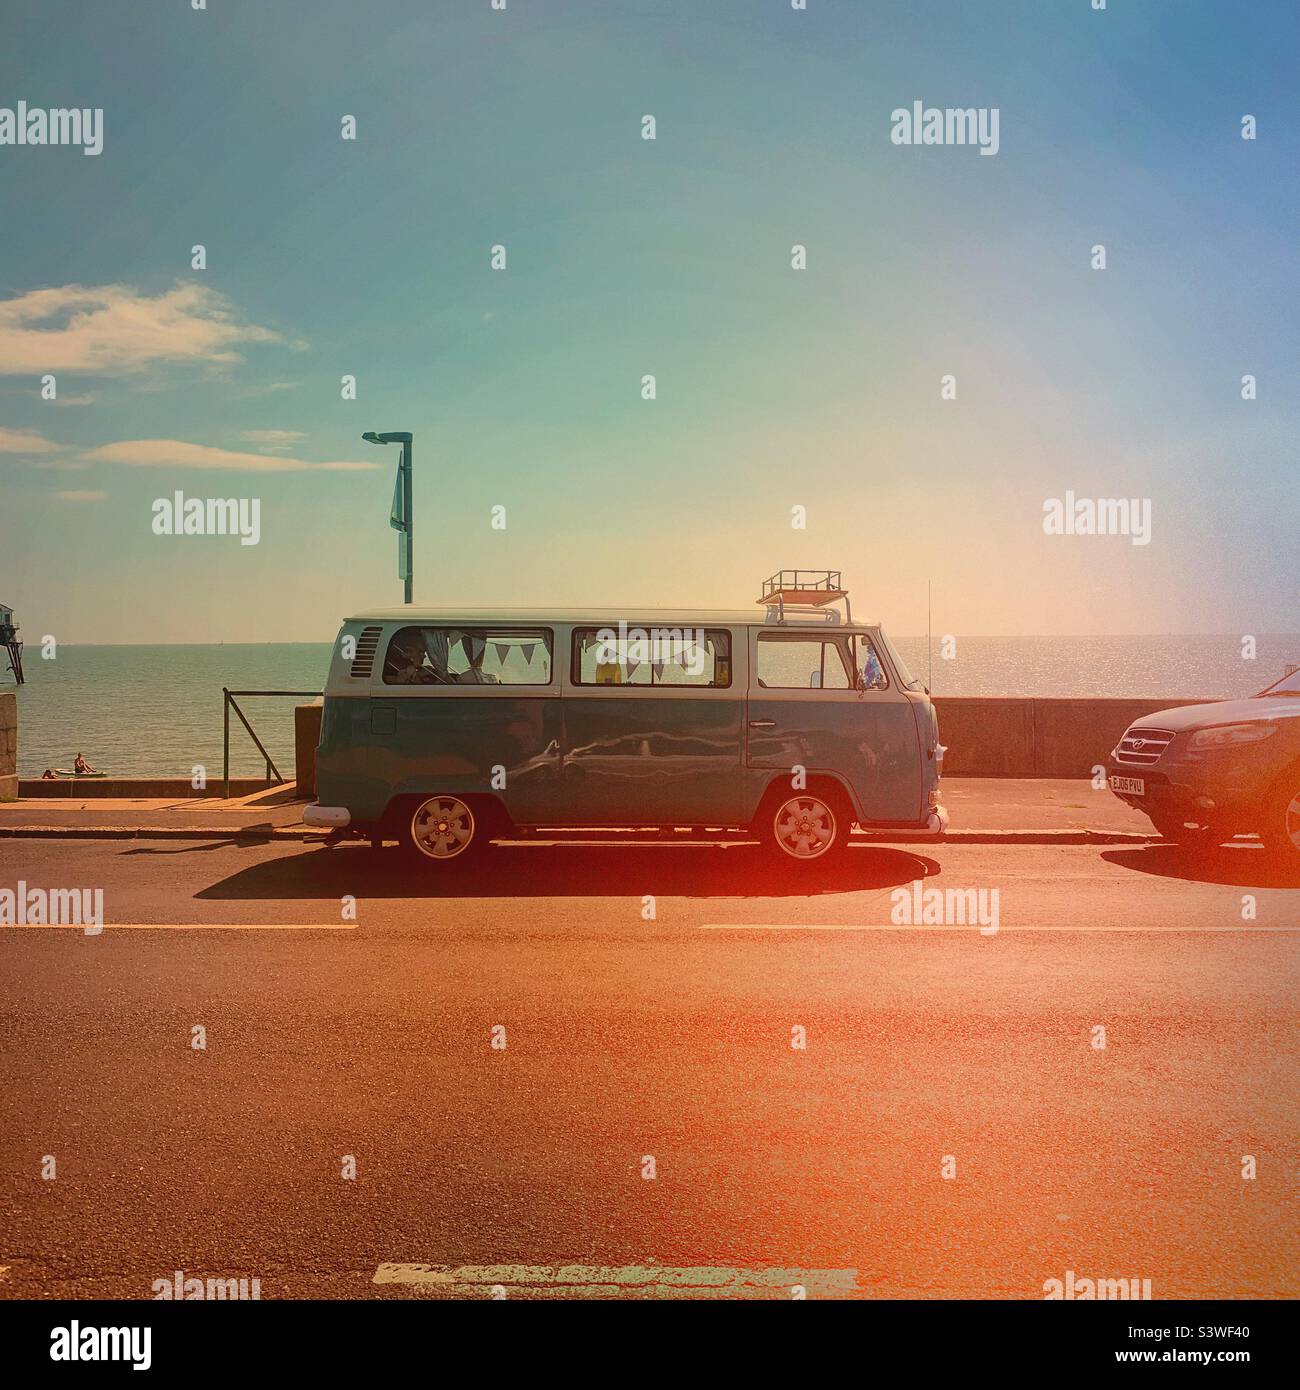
748, 719, 776, 729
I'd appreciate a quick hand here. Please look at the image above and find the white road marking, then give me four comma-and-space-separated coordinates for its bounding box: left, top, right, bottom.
373, 1262, 858, 1296
1, 923, 356, 931
699, 923, 1300, 932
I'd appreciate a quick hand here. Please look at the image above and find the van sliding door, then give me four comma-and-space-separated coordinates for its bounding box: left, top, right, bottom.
560, 625, 745, 826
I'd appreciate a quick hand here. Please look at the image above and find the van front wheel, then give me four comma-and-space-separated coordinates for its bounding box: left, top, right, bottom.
407, 795, 480, 862
768, 792, 849, 862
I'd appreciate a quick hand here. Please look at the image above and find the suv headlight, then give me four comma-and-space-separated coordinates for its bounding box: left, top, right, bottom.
1189, 723, 1277, 749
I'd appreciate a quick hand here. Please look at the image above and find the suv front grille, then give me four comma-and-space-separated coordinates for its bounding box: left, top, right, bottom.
1114, 726, 1175, 765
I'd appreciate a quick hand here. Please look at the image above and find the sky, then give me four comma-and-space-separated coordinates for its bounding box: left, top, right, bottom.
1, 0, 1296, 643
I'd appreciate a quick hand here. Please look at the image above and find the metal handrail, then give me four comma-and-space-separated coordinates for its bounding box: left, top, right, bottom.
222, 688, 321, 799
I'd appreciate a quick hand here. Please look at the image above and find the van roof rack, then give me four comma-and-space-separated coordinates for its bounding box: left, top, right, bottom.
757, 570, 851, 625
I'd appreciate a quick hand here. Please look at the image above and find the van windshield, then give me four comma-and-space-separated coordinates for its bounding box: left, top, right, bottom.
878, 630, 923, 692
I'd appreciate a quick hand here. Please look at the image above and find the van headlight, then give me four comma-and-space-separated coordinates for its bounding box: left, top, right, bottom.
1189, 723, 1277, 749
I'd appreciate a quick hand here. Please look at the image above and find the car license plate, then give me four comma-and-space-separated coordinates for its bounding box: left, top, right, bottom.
1109, 775, 1144, 796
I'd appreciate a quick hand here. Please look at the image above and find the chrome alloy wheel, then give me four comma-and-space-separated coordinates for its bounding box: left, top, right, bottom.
773, 794, 837, 860
410, 796, 476, 860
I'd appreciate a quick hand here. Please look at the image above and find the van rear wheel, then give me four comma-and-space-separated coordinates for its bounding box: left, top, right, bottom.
406, 795, 480, 862
767, 791, 850, 863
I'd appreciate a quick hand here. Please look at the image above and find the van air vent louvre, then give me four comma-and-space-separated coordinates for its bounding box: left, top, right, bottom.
349, 626, 383, 679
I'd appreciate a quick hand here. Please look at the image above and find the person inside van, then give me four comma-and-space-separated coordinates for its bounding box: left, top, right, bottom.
384, 631, 440, 684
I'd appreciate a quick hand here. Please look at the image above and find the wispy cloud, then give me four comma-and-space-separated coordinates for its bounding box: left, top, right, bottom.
239, 380, 299, 398
0, 424, 61, 453
0, 282, 281, 375
81, 439, 379, 472
240, 428, 307, 454
55, 489, 106, 502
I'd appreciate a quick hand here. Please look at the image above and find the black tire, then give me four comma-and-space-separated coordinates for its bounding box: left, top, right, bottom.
402, 794, 485, 864
1261, 775, 1300, 866
761, 786, 853, 864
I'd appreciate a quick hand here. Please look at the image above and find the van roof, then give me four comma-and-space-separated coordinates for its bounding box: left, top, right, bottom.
345, 606, 879, 628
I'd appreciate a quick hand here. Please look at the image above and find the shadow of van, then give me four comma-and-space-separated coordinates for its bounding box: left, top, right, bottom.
196, 842, 941, 901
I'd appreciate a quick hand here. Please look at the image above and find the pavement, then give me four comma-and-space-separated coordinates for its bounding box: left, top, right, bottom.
0, 782, 310, 836
0, 833, 1297, 1299
0, 777, 1160, 841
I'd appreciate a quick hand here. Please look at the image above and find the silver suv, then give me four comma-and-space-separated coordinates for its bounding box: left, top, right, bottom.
1107, 667, 1300, 862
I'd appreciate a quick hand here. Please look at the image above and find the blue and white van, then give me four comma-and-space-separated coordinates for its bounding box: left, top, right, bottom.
305, 578, 947, 864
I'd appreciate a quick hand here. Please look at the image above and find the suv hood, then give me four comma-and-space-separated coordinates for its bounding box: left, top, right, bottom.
1133, 696, 1300, 731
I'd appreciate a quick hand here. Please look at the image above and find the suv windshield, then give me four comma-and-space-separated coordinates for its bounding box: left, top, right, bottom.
878, 629, 923, 692
1258, 667, 1300, 696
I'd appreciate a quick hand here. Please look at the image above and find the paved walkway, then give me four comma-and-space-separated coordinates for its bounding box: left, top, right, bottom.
0, 778, 1158, 841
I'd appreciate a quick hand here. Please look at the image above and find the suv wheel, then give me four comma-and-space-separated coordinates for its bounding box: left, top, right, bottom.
1262, 778, 1300, 865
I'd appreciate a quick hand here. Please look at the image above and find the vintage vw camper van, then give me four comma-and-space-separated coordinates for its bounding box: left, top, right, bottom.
305, 573, 947, 864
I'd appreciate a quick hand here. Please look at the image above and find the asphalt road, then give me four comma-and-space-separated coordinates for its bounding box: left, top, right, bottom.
1, 836, 1297, 1299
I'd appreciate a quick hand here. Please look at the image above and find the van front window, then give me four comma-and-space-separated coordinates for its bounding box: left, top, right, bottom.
756, 635, 851, 689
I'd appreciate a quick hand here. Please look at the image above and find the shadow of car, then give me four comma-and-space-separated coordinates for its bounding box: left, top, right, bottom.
1101, 842, 1300, 890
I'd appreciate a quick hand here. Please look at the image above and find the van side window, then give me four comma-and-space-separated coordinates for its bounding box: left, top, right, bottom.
756, 635, 851, 689
382, 627, 553, 686
572, 626, 732, 688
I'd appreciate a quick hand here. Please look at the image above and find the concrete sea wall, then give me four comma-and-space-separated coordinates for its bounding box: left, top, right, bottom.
17, 776, 270, 799
287, 696, 1218, 784
932, 696, 1212, 777
0, 691, 16, 801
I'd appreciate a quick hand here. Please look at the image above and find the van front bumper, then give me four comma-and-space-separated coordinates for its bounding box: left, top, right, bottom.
303, 803, 351, 828
856, 804, 948, 840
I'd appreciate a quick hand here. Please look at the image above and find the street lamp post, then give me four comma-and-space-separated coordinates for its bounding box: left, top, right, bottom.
362, 431, 414, 604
